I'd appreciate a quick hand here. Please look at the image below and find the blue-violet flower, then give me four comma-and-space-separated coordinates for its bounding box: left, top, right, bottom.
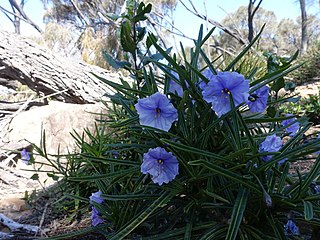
200, 68, 216, 90
259, 134, 282, 162
248, 85, 269, 113
135, 92, 178, 132
168, 71, 185, 97
90, 190, 103, 204
284, 220, 299, 235
282, 114, 300, 137
201, 71, 250, 116
91, 206, 104, 226
141, 147, 179, 186
21, 149, 30, 165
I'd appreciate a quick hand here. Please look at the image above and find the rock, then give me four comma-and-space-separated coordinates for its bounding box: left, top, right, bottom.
1, 101, 106, 155
0, 101, 107, 188
295, 82, 320, 98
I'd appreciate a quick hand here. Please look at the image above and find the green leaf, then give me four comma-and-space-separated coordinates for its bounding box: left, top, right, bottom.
102, 193, 161, 201
284, 81, 296, 92
188, 160, 261, 193
68, 167, 139, 181
109, 190, 176, 240
103, 51, 131, 69
47, 173, 59, 181
226, 188, 249, 240
133, 2, 152, 22
161, 139, 231, 163
303, 200, 314, 220
30, 173, 39, 181
146, 33, 157, 49
105, 13, 120, 21
136, 26, 146, 42
271, 76, 284, 92
224, 24, 265, 71
121, 21, 136, 53
143, 48, 172, 65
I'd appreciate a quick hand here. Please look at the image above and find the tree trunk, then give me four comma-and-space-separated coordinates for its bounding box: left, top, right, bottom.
248, 1, 254, 42
0, 30, 122, 104
299, 0, 308, 54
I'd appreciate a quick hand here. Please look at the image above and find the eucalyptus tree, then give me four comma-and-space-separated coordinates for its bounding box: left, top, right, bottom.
40, 0, 177, 68
299, 0, 308, 54
217, 6, 277, 54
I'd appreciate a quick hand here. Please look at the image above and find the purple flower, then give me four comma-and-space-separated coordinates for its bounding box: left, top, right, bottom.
141, 147, 179, 186
21, 149, 30, 165
284, 220, 299, 235
90, 190, 103, 204
282, 114, 300, 137
200, 68, 215, 90
168, 71, 185, 97
135, 92, 178, 132
248, 86, 269, 113
91, 206, 104, 226
259, 134, 282, 162
201, 71, 250, 116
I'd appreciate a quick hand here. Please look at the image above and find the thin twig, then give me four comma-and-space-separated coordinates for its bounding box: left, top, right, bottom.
179, 0, 247, 45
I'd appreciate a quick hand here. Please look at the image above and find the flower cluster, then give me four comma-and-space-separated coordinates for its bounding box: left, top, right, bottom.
134, 71, 274, 185
201, 71, 250, 116
200, 70, 269, 116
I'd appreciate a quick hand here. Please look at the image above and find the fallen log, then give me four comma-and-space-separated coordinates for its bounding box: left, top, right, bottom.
0, 30, 121, 104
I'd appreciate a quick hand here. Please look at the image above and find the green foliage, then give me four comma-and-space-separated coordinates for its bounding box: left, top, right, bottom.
28, 2, 320, 239
283, 89, 320, 125
290, 41, 320, 85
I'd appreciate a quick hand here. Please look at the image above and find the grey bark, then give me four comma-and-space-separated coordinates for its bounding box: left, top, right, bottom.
299, 0, 308, 54
0, 30, 121, 104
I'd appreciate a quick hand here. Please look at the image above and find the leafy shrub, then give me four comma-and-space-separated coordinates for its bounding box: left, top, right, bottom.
26, 1, 320, 239
289, 41, 320, 85
283, 88, 320, 125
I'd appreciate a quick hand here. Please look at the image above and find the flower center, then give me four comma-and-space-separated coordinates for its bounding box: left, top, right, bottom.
222, 88, 231, 95
249, 94, 259, 102
157, 159, 164, 164
155, 107, 161, 118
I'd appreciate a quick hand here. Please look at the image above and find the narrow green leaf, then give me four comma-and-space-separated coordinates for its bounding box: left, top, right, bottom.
102, 51, 131, 69
102, 193, 161, 201
224, 24, 265, 71
277, 161, 290, 194
68, 167, 139, 181
161, 139, 230, 162
225, 188, 249, 240
109, 191, 176, 240
203, 190, 230, 204
82, 155, 140, 166
188, 160, 261, 193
